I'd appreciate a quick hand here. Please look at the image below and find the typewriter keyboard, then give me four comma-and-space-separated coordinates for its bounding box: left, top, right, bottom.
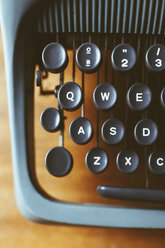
33, 33, 165, 206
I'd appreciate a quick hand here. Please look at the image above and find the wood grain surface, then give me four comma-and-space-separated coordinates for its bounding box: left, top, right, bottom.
1, 29, 165, 248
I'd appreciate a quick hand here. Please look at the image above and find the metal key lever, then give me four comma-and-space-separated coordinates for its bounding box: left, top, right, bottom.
97, 185, 165, 203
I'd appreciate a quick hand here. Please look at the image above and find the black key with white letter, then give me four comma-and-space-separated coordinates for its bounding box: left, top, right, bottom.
76, 42, 102, 73
101, 118, 125, 145
145, 44, 165, 72
127, 83, 152, 110
93, 82, 117, 111
116, 149, 139, 174
69, 117, 93, 144
134, 119, 158, 145
148, 151, 165, 174
85, 148, 108, 174
58, 82, 82, 111
111, 43, 136, 72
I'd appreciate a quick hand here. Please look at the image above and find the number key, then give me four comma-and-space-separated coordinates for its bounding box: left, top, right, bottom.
145, 44, 165, 72
111, 43, 136, 72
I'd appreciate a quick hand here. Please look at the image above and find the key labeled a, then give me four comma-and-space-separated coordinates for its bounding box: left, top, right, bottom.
69, 117, 93, 144
78, 126, 85, 135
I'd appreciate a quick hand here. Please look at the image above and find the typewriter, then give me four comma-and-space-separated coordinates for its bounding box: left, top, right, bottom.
1, 0, 165, 228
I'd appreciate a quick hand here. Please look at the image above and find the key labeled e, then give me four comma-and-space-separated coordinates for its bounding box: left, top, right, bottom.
136, 92, 143, 102
127, 83, 152, 111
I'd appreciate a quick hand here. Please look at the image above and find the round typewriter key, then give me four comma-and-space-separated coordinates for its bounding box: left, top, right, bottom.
134, 119, 158, 145
85, 148, 108, 174
127, 83, 152, 110
116, 149, 139, 174
111, 43, 136, 72
45, 147, 73, 177
148, 151, 165, 174
58, 82, 82, 111
76, 42, 102, 73
42, 42, 68, 73
40, 107, 61, 132
101, 118, 125, 145
69, 117, 93, 144
93, 82, 117, 111
160, 88, 165, 108
145, 44, 165, 72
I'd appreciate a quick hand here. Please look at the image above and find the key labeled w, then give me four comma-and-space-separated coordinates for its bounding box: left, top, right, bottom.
100, 92, 110, 101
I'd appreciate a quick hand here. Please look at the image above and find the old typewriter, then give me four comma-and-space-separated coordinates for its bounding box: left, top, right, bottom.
1, 0, 165, 228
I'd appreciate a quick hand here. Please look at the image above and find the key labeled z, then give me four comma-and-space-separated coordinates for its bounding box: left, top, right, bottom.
94, 156, 101, 165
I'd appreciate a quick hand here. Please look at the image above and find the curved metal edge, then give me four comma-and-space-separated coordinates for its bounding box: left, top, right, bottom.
1, 0, 165, 228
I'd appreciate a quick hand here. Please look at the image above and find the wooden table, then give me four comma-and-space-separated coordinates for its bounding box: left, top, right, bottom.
1, 30, 165, 248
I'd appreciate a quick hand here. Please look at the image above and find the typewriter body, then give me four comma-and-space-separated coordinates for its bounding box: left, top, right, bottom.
1, 0, 165, 228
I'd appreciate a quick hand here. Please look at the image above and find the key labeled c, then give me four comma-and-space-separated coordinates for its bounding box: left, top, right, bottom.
157, 158, 164, 166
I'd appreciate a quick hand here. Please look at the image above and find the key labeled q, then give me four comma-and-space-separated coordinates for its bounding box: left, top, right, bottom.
58, 82, 82, 111
66, 91, 74, 102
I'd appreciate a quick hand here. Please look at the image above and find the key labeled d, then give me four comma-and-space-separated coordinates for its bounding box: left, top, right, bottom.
143, 128, 150, 136
134, 119, 158, 145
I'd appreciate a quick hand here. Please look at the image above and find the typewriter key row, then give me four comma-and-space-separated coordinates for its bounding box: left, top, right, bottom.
45, 146, 165, 176
40, 81, 165, 112
41, 111, 158, 146
42, 42, 165, 74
